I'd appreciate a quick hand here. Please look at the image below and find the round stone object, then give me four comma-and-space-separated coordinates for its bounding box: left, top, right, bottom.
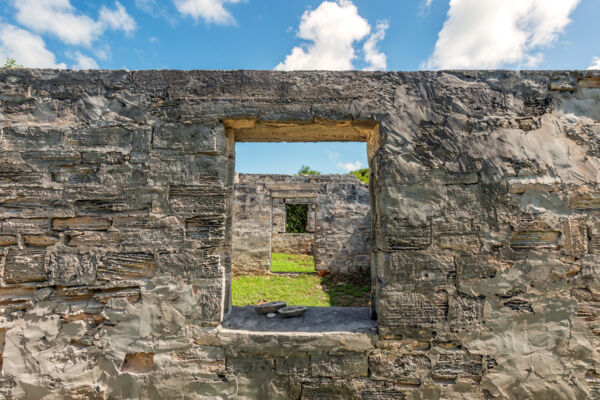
266, 313, 277, 319
253, 301, 286, 315
277, 306, 307, 318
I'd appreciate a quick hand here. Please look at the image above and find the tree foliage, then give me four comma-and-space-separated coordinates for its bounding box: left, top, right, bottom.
2, 58, 23, 69
286, 203, 308, 233
297, 165, 321, 175
349, 167, 369, 184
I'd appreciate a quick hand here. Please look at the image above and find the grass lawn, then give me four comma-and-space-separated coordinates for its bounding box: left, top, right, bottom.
270, 253, 315, 273
232, 253, 370, 307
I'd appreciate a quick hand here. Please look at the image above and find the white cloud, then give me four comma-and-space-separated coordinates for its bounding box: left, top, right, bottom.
424, 0, 580, 69
337, 161, 362, 171
173, 0, 242, 25
99, 2, 136, 34
69, 52, 99, 69
589, 57, 600, 70
0, 24, 66, 68
363, 20, 389, 71
275, 0, 373, 71
13, 0, 136, 46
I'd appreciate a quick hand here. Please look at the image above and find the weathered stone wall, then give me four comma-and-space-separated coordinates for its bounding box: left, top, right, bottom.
232, 173, 370, 274
0, 69, 599, 399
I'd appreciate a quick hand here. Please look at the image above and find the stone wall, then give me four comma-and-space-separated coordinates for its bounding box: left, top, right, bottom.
0, 69, 599, 399
232, 173, 370, 274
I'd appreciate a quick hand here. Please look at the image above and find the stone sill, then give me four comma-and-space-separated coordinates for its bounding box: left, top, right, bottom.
217, 306, 377, 355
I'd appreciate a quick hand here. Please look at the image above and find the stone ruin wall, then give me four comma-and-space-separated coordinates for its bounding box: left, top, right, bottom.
0, 69, 598, 399
232, 173, 370, 275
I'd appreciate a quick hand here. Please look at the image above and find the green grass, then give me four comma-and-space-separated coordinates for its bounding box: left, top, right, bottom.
232, 253, 370, 307
270, 253, 316, 273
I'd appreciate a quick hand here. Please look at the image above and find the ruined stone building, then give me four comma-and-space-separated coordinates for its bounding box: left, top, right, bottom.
232, 173, 370, 275
0, 69, 599, 399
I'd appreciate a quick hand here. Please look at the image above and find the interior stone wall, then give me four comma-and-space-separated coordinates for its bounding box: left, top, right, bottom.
270, 197, 315, 256
232, 173, 370, 275
0, 69, 599, 399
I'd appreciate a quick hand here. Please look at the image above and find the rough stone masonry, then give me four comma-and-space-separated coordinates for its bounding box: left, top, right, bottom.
232, 173, 370, 275
0, 69, 599, 399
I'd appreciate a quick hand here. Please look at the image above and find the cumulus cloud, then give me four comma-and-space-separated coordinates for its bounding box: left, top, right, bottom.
13, 0, 136, 46
275, 0, 379, 71
173, 0, 242, 25
424, 0, 580, 69
337, 161, 362, 171
363, 20, 389, 71
69, 52, 99, 69
99, 2, 136, 34
589, 57, 600, 70
0, 24, 66, 68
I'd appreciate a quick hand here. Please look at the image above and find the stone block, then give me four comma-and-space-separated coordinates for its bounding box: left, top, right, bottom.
2, 218, 50, 234
438, 234, 480, 253
21, 150, 81, 165
457, 255, 502, 280
379, 217, 431, 251
66, 231, 122, 247
158, 250, 221, 280
310, 353, 368, 378
80, 151, 128, 164
74, 197, 152, 214
22, 234, 58, 247
570, 191, 600, 211
193, 284, 223, 324
0, 162, 41, 184
169, 184, 227, 216
152, 122, 226, 154
53, 217, 111, 231
0, 235, 17, 246
49, 165, 100, 184
185, 214, 226, 246
65, 126, 133, 149
510, 230, 560, 251
275, 356, 309, 376
380, 251, 455, 292
2, 126, 63, 150
93, 286, 141, 304
378, 290, 448, 333
4, 249, 46, 283
447, 295, 485, 329
562, 218, 588, 257
0, 187, 67, 217
369, 350, 431, 384
432, 352, 483, 382
47, 252, 96, 286
171, 345, 225, 373
98, 252, 155, 282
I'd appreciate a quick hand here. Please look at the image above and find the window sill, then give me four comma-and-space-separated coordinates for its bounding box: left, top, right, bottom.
217, 306, 377, 355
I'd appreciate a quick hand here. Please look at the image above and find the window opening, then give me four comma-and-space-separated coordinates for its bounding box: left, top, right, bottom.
225, 118, 379, 322
286, 203, 308, 233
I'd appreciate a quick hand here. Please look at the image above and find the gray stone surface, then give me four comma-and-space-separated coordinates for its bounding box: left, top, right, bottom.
223, 306, 376, 332
0, 68, 598, 398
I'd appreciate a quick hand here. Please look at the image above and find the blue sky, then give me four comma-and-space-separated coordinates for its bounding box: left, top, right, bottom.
1, 0, 598, 173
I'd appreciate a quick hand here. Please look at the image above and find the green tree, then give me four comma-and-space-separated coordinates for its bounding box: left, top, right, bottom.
2, 58, 23, 69
297, 165, 321, 175
349, 167, 369, 184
